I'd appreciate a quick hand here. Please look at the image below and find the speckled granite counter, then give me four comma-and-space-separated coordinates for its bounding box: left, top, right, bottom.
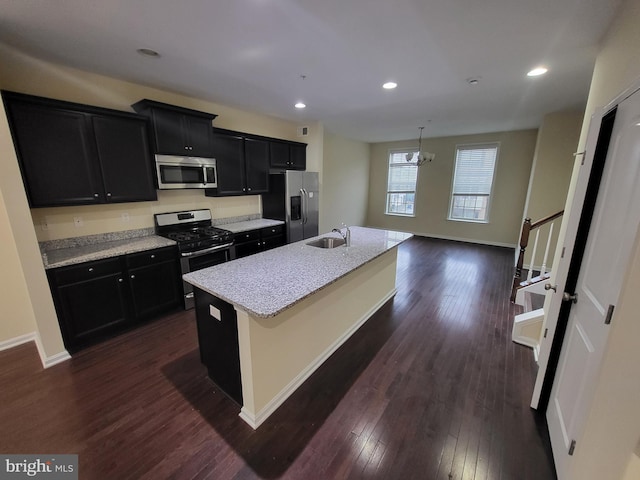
183, 226, 412, 318
41, 229, 176, 269
219, 218, 284, 233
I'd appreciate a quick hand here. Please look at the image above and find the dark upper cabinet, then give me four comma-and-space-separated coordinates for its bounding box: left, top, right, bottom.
269, 141, 307, 170
92, 115, 156, 203
2, 91, 157, 208
131, 99, 216, 157
207, 129, 269, 196
212, 132, 245, 195
244, 138, 269, 193
289, 143, 307, 170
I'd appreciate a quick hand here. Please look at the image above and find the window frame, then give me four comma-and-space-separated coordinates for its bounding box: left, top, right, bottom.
385, 148, 420, 217
447, 142, 500, 224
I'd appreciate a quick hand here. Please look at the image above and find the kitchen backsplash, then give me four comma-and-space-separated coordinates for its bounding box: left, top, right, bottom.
31, 190, 261, 242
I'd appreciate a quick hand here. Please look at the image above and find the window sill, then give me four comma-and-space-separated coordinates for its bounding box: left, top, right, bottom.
447, 217, 489, 224
385, 212, 416, 218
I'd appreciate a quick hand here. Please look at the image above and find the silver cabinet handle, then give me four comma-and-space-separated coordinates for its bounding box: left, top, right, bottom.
88, 267, 94, 272
544, 283, 557, 292
94, 193, 99, 198
118, 278, 123, 283
106, 192, 112, 197
130, 274, 135, 279
150, 254, 155, 259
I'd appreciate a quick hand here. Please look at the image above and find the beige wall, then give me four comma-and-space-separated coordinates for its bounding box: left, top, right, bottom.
0, 97, 66, 358
0, 187, 37, 341
523, 110, 583, 268
320, 129, 370, 232
558, 0, 640, 478
367, 130, 537, 247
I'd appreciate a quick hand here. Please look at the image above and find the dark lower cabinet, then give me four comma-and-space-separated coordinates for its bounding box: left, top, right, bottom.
126, 248, 181, 319
54, 258, 129, 346
233, 224, 286, 259
48, 246, 180, 352
194, 288, 243, 405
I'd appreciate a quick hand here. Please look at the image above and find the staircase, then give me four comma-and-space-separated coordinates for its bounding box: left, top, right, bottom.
511, 210, 564, 356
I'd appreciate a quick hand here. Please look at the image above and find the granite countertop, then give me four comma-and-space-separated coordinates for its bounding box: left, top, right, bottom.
183, 226, 413, 318
41, 231, 176, 269
220, 218, 284, 233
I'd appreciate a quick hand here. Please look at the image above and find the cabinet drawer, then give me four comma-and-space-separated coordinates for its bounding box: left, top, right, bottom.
126, 246, 177, 269
234, 229, 260, 243
261, 224, 284, 238
52, 257, 123, 285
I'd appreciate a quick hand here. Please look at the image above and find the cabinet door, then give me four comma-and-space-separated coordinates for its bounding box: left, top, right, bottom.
289, 143, 307, 170
5, 100, 103, 207
128, 260, 180, 319
92, 115, 157, 203
185, 116, 214, 157
269, 141, 290, 168
213, 133, 246, 195
150, 109, 186, 155
52, 260, 129, 350
244, 138, 270, 194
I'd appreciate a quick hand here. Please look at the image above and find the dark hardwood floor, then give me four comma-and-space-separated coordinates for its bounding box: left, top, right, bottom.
0, 236, 556, 479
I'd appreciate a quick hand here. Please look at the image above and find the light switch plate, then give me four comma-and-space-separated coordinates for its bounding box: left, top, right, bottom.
209, 305, 221, 321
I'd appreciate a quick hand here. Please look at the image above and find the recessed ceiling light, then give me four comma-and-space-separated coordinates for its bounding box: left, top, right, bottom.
137, 48, 160, 58
527, 66, 548, 77
295, 102, 306, 109
383, 82, 398, 90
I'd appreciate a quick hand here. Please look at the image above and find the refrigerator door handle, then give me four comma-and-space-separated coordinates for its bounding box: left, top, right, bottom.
299, 188, 306, 225
302, 188, 308, 224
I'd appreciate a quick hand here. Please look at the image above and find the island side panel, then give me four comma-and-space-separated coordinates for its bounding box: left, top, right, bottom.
237, 247, 398, 428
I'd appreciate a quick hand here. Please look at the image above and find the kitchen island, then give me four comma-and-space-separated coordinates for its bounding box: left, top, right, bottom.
183, 226, 412, 428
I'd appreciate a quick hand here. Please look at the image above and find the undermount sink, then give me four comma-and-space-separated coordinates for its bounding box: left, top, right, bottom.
306, 236, 346, 249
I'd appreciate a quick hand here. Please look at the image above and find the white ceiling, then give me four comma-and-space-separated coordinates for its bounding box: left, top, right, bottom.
0, 0, 622, 142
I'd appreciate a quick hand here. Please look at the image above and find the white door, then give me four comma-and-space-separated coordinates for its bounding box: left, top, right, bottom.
546, 88, 640, 479
530, 107, 604, 409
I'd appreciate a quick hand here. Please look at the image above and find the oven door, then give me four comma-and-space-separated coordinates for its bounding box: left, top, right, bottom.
181, 245, 231, 309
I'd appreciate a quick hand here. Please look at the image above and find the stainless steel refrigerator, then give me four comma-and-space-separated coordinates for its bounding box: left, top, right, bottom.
262, 171, 319, 243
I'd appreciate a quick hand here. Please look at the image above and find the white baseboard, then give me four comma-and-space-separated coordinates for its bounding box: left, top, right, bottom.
409, 231, 517, 249
239, 288, 397, 430
0, 332, 37, 352
0, 332, 70, 368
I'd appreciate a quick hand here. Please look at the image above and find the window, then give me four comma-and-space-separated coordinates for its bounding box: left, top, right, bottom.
449, 143, 499, 222
386, 150, 419, 216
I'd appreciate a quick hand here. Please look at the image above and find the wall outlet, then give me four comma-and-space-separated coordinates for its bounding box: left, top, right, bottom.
121, 212, 130, 223
41, 218, 49, 231
73, 216, 84, 227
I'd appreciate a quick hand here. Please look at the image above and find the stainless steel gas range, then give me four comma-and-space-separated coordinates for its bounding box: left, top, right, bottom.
154, 209, 234, 310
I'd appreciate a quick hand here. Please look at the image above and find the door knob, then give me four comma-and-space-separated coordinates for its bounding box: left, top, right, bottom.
563, 292, 578, 304
544, 283, 557, 292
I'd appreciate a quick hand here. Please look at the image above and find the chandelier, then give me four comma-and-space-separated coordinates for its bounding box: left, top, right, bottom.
406, 126, 435, 166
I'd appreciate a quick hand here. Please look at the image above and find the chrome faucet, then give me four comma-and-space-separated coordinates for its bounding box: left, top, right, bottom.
332, 224, 351, 246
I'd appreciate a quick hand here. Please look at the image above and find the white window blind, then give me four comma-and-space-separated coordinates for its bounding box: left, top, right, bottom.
386, 151, 419, 216
449, 144, 498, 222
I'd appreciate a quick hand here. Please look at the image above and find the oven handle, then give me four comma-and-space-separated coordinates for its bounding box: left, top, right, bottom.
180, 242, 234, 257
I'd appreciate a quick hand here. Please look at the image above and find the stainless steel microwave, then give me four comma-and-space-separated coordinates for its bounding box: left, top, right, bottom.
155, 155, 217, 190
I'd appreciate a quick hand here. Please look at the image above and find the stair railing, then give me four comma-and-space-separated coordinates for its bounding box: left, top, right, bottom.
511, 210, 564, 302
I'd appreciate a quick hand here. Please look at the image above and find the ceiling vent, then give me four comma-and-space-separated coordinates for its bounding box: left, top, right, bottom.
297, 126, 309, 137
